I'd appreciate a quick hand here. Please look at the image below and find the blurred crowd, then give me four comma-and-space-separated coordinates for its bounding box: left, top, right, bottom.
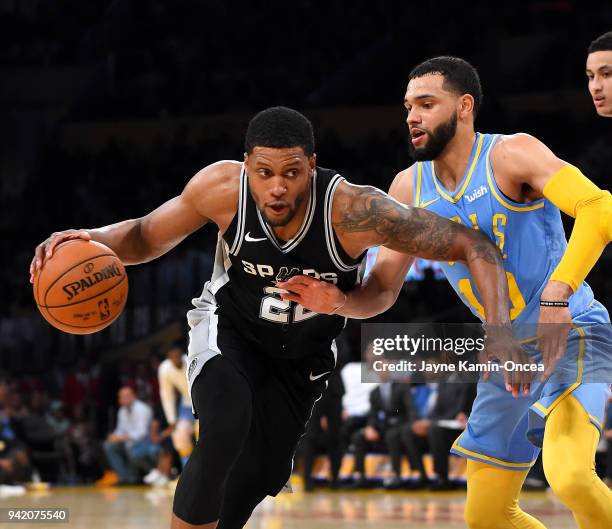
0, 348, 180, 488
297, 362, 476, 491
2, 343, 612, 492
295, 353, 612, 492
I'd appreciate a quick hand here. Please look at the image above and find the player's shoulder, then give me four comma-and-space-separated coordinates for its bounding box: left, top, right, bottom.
491, 133, 557, 177
187, 160, 242, 194
491, 133, 548, 162
389, 164, 416, 205
493, 132, 534, 148
184, 160, 242, 219
315, 165, 341, 177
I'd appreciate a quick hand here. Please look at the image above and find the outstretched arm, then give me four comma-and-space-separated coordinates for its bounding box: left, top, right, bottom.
30, 161, 240, 280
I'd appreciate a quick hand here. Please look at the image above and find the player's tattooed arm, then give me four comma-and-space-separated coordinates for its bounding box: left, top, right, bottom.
333, 182, 501, 266
333, 181, 511, 325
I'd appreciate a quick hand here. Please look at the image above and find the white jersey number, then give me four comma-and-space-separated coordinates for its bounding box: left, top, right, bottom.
260, 287, 318, 324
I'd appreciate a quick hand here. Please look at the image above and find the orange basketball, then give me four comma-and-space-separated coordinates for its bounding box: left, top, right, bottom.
33, 239, 128, 334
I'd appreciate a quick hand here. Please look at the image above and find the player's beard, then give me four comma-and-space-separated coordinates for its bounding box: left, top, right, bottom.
408, 112, 458, 161
261, 188, 308, 228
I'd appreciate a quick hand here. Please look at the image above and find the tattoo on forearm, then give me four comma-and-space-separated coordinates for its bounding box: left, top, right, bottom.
465, 241, 502, 266
333, 187, 501, 265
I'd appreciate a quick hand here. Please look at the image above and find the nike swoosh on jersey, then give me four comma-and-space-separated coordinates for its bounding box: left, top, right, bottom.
244, 232, 267, 242
420, 197, 441, 208
309, 370, 331, 381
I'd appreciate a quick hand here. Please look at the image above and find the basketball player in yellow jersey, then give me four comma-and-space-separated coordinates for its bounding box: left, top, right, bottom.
587, 31, 612, 117
279, 57, 612, 528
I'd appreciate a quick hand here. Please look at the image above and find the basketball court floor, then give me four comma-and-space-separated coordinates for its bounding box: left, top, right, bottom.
2, 485, 577, 528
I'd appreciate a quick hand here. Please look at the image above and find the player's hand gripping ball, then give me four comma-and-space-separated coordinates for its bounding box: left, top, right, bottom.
32, 240, 128, 334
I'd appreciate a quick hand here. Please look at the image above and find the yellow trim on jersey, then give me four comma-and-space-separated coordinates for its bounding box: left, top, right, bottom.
414, 162, 422, 207
452, 433, 538, 468
485, 163, 545, 213
431, 133, 485, 203
531, 326, 585, 417
589, 414, 603, 430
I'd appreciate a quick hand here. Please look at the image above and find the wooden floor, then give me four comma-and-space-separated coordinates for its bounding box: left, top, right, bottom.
0, 485, 577, 528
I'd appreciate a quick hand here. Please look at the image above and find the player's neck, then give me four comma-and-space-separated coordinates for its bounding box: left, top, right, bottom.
433, 130, 477, 193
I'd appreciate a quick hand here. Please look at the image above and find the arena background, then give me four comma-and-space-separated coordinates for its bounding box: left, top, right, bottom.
0, 0, 611, 523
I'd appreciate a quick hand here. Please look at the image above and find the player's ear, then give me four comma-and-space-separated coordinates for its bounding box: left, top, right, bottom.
308, 153, 317, 174
243, 152, 248, 163
459, 94, 475, 119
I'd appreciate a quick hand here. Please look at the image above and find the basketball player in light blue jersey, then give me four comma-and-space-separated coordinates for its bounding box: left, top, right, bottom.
587, 31, 612, 118
279, 57, 612, 528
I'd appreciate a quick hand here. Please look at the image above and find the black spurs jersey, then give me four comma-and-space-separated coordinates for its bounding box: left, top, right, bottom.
206, 164, 365, 358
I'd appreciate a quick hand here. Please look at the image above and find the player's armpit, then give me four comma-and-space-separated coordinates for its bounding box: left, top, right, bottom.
490, 133, 567, 198
543, 165, 612, 291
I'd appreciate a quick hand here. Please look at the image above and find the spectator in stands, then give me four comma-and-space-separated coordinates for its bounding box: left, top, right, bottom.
143, 418, 177, 487
98, 386, 156, 486
339, 362, 376, 448
46, 401, 70, 437
0, 419, 31, 485
381, 383, 426, 490
299, 370, 344, 491
155, 345, 194, 471
350, 377, 415, 488
400, 379, 476, 490
18, 390, 62, 482
5, 390, 28, 419
46, 400, 72, 483
129, 361, 159, 407
0, 380, 31, 485
65, 403, 102, 484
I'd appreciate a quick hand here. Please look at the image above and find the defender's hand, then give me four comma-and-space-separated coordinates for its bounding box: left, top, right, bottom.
30, 229, 91, 283
276, 275, 347, 315
538, 281, 573, 381
481, 326, 535, 397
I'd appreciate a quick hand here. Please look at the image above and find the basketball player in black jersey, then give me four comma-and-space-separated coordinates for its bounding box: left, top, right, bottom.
31, 107, 513, 529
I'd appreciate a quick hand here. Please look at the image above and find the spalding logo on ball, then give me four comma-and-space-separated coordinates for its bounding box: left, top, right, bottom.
33, 240, 128, 334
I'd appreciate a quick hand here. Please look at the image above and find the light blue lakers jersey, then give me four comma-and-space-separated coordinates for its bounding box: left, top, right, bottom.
413, 132, 595, 326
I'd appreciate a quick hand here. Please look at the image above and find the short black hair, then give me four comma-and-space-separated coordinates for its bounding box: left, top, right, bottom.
588, 31, 612, 54
245, 106, 315, 156
408, 56, 483, 116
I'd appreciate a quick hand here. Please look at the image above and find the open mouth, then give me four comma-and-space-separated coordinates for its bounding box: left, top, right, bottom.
410, 129, 427, 146
268, 203, 289, 215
